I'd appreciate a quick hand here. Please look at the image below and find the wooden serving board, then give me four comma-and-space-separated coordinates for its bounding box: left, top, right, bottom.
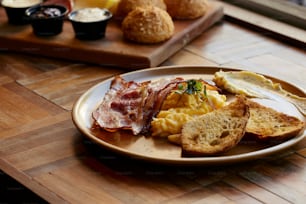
0, 2, 223, 69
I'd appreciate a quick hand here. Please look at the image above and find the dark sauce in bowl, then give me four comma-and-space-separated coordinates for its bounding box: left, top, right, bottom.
31, 7, 62, 18
26, 5, 68, 36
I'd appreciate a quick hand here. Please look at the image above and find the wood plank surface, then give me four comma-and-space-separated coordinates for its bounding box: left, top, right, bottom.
0, 1, 305, 203
223, 0, 306, 30
216, 0, 306, 46
17, 64, 123, 110
0, 2, 223, 69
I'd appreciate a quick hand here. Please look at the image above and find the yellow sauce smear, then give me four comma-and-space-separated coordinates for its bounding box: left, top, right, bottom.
213, 70, 306, 116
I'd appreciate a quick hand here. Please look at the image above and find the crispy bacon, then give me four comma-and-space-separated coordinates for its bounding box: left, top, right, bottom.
93, 76, 147, 135
141, 78, 184, 134
92, 76, 184, 135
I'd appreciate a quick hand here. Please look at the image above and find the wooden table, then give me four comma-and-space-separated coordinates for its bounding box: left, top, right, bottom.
1, 2, 306, 203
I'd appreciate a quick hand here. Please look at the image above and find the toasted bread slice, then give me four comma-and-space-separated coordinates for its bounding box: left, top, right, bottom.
181, 96, 250, 156
246, 100, 305, 142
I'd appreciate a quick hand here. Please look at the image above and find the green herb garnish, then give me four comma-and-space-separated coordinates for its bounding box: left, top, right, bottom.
175, 79, 207, 96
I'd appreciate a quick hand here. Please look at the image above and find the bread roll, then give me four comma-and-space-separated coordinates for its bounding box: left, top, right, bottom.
122, 6, 174, 44
116, 0, 166, 19
164, 0, 208, 19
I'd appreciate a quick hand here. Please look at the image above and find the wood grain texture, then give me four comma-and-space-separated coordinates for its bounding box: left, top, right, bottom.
17, 65, 123, 110
0, 3, 305, 203
223, 0, 306, 30
217, 0, 306, 46
0, 83, 63, 131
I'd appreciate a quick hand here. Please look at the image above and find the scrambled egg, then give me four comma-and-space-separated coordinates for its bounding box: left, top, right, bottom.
151, 81, 226, 137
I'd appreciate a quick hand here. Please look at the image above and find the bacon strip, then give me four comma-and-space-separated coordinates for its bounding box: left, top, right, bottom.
93, 76, 147, 135
141, 78, 184, 134
92, 76, 183, 135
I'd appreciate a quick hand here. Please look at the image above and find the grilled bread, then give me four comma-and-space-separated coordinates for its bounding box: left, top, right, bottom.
181, 96, 249, 156
246, 100, 305, 142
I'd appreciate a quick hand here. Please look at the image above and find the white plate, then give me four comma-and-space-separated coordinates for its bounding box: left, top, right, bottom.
72, 66, 305, 165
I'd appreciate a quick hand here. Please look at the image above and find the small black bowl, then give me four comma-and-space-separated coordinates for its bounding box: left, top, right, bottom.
25, 5, 68, 36
1, 0, 43, 25
68, 8, 112, 40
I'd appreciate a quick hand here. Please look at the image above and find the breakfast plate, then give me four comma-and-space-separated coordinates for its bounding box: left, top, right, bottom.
72, 66, 305, 165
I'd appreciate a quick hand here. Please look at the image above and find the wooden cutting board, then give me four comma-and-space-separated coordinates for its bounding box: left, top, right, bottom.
0, 2, 223, 69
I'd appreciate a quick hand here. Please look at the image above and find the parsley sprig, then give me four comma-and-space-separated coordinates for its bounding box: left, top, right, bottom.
175, 79, 207, 98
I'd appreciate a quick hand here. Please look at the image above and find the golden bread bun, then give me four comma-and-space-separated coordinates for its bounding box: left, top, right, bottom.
116, 0, 167, 19
164, 0, 208, 19
122, 6, 174, 44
